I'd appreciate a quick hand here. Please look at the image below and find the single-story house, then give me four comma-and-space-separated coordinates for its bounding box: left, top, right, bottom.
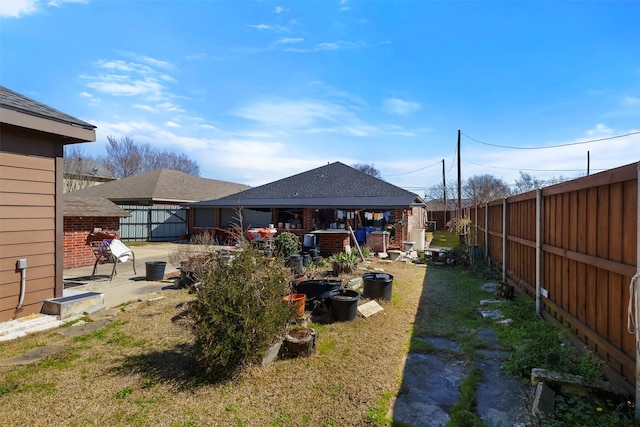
63, 195, 131, 269
0, 85, 96, 322
67, 169, 250, 242
185, 162, 428, 254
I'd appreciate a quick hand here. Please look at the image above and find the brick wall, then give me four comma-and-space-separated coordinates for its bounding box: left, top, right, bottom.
63, 216, 120, 269
315, 232, 350, 255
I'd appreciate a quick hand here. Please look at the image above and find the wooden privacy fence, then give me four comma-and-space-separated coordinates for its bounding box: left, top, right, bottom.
472, 162, 639, 392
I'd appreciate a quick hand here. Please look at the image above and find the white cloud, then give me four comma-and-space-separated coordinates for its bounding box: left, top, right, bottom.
48, 0, 88, 7
1, 0, 38, 17
273, 37, 304, 45
623, 96, 640, 106
284, 40, 367, 53
134, 104, 156, 112
199, 124, 218, 130
382, 98, 421, 115
233, 100, 343, 128
185, 53, 208, 61
166, 121, 181, 128
248, 24, 289, 32
586, 123, 613, 136
274, 6, 289, 14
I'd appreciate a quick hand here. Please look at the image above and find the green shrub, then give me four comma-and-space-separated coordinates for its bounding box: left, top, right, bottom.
188, 246, 293, 380
329, 252, 358, 275
274, 232, 301, 258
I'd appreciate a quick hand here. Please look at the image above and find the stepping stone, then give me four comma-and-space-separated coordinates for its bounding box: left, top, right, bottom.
480, 310, 504, 320
358, 300, 384, 318
481, 283, 498, 293
57, 318, 114, 337
0, 345, 69, 366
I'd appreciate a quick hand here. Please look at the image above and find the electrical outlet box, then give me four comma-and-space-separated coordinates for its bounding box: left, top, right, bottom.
541, 287, 549, 298
17, 259, 27, 269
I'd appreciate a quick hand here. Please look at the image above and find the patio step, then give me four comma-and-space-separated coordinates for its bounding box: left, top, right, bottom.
41, 291, 104, 319
0, 314, 64, 342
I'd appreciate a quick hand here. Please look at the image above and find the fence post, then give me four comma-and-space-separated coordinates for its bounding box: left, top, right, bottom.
536, 189, 542, 316
502, 198, 507, 283
485, 202, 489, 266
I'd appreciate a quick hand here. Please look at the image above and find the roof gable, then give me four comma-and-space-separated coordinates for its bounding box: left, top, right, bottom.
190, 162, 422, 209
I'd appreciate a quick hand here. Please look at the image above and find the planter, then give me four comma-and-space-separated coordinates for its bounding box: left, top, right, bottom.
362, 272, 394, 302
387, 250, 402, 260
286, 254, 303, 275
402, 241, 415, 252
145, 261, 166, 281
180, 269, 197, 288
282, 327, 318, 358
329, 289, 361, 322
283, 293, 306, 318
293, 280, 342, 309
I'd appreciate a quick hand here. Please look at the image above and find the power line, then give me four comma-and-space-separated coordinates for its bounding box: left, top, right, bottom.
461, 130, 640, 150
463, 159, 606, 173
384, 160, 441, 177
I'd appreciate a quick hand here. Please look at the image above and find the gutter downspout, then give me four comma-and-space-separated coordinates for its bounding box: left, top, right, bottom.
635, 162, 640, 419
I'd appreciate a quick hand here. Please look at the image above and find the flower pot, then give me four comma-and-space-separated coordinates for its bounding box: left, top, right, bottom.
329, 289, 360, 322
283, 293, 306, 318
145, 261, 166, 281
362, 272, 393, 302
282, 327, 318, 358
293, 280, 342, 309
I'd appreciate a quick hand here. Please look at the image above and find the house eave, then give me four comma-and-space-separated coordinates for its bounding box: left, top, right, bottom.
0, 107, 96, 143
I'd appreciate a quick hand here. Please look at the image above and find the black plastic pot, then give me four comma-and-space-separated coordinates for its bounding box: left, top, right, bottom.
362, 272, 394, 301
293, 280, 342, 309
145, 261, 166, 281
286, 254, 303, 274
329, 289, 361, 322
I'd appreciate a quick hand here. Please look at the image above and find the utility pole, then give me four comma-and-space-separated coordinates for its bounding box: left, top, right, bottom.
442, 159, 447, 226
587, 151, 590, 176
457, 129, 462, 220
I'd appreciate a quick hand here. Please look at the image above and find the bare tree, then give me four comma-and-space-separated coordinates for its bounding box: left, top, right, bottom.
513, 171, 544, 194
63, 146, 102, 192
100, 135, 200, 178
464, 174, 510, 205
352, 163, 382, 179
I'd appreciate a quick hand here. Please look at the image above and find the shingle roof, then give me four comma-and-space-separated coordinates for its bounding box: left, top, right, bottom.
0, 85, 96, 130
187, 162, 422, 209
67, 169, 250, 203
64, 158, 117, 180
64, 195, 131, 217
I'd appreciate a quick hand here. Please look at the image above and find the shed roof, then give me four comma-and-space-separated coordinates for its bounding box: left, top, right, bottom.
67, 169, 250, 204
64, 195, 131, 217
187, 162, 423, 209
0, 85, 96, 130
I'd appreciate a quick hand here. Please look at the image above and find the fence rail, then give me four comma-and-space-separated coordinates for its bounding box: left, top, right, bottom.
473, 162, 639, 392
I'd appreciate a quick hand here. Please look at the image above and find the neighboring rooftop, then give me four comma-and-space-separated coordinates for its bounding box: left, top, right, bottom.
63, 195, 131, 217
67, 169, 250, 204
188, 162, 423, 209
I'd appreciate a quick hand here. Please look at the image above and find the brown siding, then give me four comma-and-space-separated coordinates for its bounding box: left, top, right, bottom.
0, 149, 56, 321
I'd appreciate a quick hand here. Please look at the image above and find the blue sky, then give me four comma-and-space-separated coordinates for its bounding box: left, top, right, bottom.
2, 0, 638, 194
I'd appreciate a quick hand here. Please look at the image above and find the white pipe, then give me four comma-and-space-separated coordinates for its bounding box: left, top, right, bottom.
536, 189, 542, 316
17, 266, 26, 309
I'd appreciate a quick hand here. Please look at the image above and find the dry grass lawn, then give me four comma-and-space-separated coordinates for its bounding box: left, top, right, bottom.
0, 260, 427, 426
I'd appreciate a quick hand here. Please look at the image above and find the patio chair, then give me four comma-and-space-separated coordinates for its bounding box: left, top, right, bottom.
89, 239, 136, 280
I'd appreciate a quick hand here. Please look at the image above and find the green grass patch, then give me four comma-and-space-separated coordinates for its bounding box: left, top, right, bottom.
446, 365, 487, 427
431, 230, 460, 247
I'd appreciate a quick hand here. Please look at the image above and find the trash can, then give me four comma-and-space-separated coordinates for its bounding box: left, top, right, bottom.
145, 261, 166, 281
